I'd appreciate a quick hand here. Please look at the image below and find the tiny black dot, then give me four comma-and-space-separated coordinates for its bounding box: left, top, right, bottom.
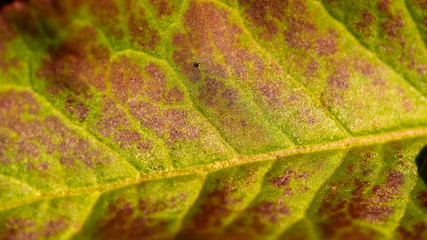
194, 62, 199, 68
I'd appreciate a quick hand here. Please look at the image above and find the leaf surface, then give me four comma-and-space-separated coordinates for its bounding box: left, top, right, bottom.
0, 0, 426, 239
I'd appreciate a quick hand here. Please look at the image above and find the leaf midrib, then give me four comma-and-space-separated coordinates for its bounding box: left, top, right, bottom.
0, 107, 425, 213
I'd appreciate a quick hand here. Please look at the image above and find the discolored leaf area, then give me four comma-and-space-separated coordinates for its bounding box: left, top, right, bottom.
0, 0, 426, 239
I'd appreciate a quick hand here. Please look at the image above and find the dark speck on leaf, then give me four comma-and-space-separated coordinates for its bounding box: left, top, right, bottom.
194, 62, 199, 68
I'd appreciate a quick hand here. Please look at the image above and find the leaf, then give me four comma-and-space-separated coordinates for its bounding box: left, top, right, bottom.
0, 0, 426, 239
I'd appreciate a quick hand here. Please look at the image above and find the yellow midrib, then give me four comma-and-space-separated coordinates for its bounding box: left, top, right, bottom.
0, 125, 426, 212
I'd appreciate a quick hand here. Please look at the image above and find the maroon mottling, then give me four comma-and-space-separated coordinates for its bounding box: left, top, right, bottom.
348, 180, 394, 222
172, 0, 265, 82
0, 15, 20, 74
65, 96, 90, 121
113, 130, 141, 148
226, 198, 292, 236
285, 16, 317, 50
270, 173, 291, 188
256, 81, 284, 108
38, 162, 49, 171
145, 63, 168, 102
417, 190, 427, 208
189, 186, 241, 230
376, 0, 425, 75
110, 57, 144, 104
95, 97, 153, 151
198, 77, 225, 107
239, 0, 289, 39
127, 98, 200, 145
1, 218, 38, 240
322, 61, 351, 107
36, 25, 110, 121
355, 10, 376, 37
109, 57, 194, 145
398, 222, 427, 240
125, 2, 160, 50
110, 58, 184, 105
316, 167, 406, 239
270, 169, 309, 188
128, 100, 165, 137
381, 14, 404, 39
2, 0, 82, 42
37, 26, 109, 96
252, 201, 290, 224
328, 63, 350, 90
172, 1, 295, 149
149, 0, 176, 17
0, 90, 108, 168
41, 218, 68, 237
164, 87, 184, 104
354, 59, 375, 77
89, 0, 124, 39
0, 217, 67, 240
385, 170, 404, 190
316, 30, 338, 56
60, 156, 74, 167
95, 196, 183, 240
378, 0, 391, 15
305, 60, 319, 78
413, 0, 427, 9
95, 97, 131, 138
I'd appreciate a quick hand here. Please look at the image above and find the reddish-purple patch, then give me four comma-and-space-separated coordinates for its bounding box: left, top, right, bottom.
316, 30, 338, 56
89, 0, 124, 39
94, 97, 153, 151
0, 217, 68, 239
149, 0, 176, 18
375, 0, 426, 75
172, 0, 264, 82
355, 10, 376, 37
37, 26, 110, 120
95, 196, 185, 240
41, 218, 67, 237
172, 1, 279, 147
316, 168, 406, 239
125, 2, 160, 50
96, 97, 131, 138
108, 56, 199, 144
128, 99, 200, 145
0, 15, 20, 74
417, 190, 427, 209
110, 57, 184, 105
227, 199, 291, 235
37, 26, 110, 96
284, 14, 317, 50
412, 0, 427, 9
322, 61, 351, 107
252, 200, 291, 224
269, 169, 309, 189
256, 80, 285, 109
354, 59, 375, 77
398, 222, 427, 240
305, 60, 319, 78
109, 58, 196, 145
65, 96, 90, 121
189, 186, 242, 230
239, 0, 289, 39
0, 90, 108, 168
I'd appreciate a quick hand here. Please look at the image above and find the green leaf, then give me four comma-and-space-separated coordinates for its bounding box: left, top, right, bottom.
0, 0, 426, 239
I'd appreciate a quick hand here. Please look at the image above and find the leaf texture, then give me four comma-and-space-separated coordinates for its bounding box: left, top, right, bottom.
0, 0, 426, 239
